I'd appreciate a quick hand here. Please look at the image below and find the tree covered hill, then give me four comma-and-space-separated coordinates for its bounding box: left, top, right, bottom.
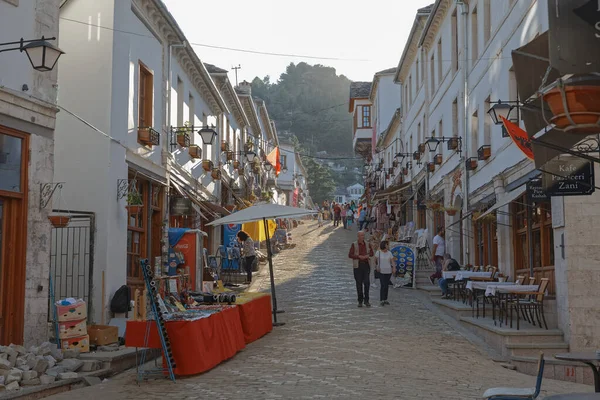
251, 62, 362, 203
251, 62, 353, 155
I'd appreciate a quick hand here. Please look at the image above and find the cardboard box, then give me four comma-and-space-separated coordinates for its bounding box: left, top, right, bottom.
59, 319, 87, 339
87, 325, 118, 346
56, 300, 87, 322
61, 335, 89, 353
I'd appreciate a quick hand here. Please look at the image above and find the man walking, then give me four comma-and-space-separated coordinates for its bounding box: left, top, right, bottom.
429, 227, 446, 284
348, 231, 374, 307
333, 203, 342, 227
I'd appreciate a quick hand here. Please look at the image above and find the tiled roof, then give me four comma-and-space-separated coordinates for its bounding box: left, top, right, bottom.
349, 81, 372, 99
418, 4, 434, 13
375, 67, 397, 75
203, 63, 228, 74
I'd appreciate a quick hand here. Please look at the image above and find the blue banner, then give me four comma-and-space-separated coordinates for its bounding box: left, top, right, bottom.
223, 223, 241, 248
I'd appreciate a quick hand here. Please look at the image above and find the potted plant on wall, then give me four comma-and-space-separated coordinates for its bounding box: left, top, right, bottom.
425, 200, 441, 211
188, 145, 202, 159
48, 215, 71, 228
221, 141, 230, 152
202, 160, 213, 172
211, 168, 222, 180
543, 81, 600, 134
126, 191, 143, 214
176, 125, 191, 148
444, 206, 460, 216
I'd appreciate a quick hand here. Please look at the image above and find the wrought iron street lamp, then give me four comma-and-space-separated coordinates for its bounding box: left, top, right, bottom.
423, 136, 463, 157
0, 37, 64, 71
199, 126, 217, 145
487, 100, 521, 138
426, 137, 440, 152
264, 162, 273, 172
245, 151, 257, 163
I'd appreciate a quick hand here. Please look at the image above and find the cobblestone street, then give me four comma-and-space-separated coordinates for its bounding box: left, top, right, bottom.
48, 221, 590, 399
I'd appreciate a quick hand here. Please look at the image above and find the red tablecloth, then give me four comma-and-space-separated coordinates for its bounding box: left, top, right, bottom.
126, 305, 245, 376
237, 294, 273, 344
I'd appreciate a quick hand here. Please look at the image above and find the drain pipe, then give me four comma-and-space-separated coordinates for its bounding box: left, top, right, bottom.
163, 41, 186, 270
458, 0, 470, 263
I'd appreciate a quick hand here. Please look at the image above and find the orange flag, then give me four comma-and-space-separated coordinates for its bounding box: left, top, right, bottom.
501, 116, 534, 160
266, 147, 281, 176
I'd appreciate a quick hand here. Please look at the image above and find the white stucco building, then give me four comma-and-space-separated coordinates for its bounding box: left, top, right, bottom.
367, 0, 600, 383
55, 0, 241, 324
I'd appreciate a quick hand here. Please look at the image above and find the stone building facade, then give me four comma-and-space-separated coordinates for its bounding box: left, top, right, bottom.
0, 0, 61, 345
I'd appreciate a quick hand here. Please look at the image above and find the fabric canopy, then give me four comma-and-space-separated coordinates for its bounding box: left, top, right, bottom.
242, 220, 277, 242
207, 204, 317, 226
476, 186, 527, 221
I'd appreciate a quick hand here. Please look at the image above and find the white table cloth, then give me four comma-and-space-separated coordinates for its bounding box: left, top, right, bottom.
465, 281, 514, 291
442, 271, 459, 279
455, 271, 493, 281
485, 284, 539, 297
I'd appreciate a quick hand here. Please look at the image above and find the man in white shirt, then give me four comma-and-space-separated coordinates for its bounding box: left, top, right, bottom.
429, 227, 446, 285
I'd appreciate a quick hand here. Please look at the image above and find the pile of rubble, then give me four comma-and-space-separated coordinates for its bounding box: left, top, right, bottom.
0, 343, 101, 392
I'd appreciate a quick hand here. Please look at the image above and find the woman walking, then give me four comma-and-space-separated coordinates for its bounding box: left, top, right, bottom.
237, 230, 256, 284
375, 240, 396, 306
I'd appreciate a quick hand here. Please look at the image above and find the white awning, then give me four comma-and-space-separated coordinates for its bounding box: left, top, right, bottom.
476, 186, 527, 220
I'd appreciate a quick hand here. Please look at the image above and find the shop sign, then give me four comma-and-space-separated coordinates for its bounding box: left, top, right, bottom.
170, 197, 192, 215
526, 178, 550, 202
541, 156, 595, 196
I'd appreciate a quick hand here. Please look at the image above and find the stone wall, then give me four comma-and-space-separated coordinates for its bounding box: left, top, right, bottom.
23, 134, 54, 347
563, 162, 600, 351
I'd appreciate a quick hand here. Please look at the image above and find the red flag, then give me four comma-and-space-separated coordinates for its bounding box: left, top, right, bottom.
501, 116, 534, 160
266, 147, 281, 176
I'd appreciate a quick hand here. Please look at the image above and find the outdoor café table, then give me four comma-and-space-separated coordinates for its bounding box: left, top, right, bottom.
442, 271, 459, 280
555, 353, 600, 392
544, 394, 600, 399
455, 271, 493, 281
465, 281, 514, 318
488, 285, 539, 326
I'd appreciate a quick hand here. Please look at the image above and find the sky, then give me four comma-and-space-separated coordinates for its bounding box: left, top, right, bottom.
163, 0, 434, 83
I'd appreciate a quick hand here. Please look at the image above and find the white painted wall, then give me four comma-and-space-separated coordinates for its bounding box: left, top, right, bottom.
374, 74, 401, 135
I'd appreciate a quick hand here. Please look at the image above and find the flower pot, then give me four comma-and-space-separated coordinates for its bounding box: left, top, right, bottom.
226, 151, 234, 161
427, 202, 441, 211
202, 160, 213, 172
418, 143, 426, 154
221, 141, 230, 152
232, 160, 241, 170
48, 215, 70, 228
138, 129, 152, 146
189, 145, 202, 159
177, 133, 189, 147
446, 209, 458, 216
211, 168, 222, 180
543, 85, 600, 134
126, 205, 143, 214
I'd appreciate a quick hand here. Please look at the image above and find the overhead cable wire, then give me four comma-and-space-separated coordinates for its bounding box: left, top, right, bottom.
59, 17, 370, 62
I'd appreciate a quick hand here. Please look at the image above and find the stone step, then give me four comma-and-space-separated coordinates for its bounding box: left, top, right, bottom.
506, 342, 570, 357
431, 298, 474, 319
459, 316, 564, 357
510, 355, 595, 386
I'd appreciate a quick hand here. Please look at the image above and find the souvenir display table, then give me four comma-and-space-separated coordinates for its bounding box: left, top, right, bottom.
233, 292, 273, 344
126, 291, 272, 376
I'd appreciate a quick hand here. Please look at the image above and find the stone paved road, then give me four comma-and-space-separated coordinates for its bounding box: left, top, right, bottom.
48, 221, 590, 399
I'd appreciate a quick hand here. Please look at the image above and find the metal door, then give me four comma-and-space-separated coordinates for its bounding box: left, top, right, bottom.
48, 212, 94, 320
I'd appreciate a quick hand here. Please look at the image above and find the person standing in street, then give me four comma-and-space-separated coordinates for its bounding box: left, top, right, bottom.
375, 240, 396, 306
237, 230, 256, 284
334, 203, 342, 227
358, 207, 366, 230
429, 227, 446, 285
348, 231, 374, 307
341, 205, 348, 229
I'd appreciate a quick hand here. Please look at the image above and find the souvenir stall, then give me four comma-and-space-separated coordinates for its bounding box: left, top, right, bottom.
125, 230, 273, 378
